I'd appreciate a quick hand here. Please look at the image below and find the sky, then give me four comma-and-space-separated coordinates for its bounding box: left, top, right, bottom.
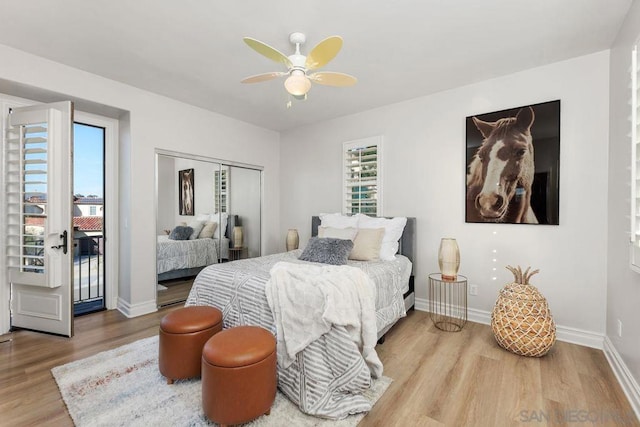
73, 123, 104, 197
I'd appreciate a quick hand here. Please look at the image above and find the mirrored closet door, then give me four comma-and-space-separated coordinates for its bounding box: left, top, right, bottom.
155, 151, 262, 307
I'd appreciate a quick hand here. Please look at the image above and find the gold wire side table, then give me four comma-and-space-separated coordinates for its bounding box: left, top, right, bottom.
428, 273, 468, 332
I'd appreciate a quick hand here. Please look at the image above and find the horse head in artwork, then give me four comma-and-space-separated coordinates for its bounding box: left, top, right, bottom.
181, 169, 194, 215
466, 106, 538, 224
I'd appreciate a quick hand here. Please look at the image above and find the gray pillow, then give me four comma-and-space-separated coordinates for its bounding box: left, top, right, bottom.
169, 226, 193, 241
298, 237, 354, 265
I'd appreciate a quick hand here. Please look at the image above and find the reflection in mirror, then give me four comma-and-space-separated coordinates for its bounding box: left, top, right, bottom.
156, 153, 262, 307
214, 166, 228, 214
227, 167, 261, 260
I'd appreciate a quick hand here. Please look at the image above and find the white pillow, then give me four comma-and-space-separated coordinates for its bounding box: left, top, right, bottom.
356, 214, 407, 260
211, 212, 228, 237
318, 226, 358, 240
319, 213, 358, 229
187, 220, 205, 240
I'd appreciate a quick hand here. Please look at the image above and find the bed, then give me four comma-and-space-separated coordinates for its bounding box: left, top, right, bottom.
186, 215, 415, 419
157, 215, 238, 282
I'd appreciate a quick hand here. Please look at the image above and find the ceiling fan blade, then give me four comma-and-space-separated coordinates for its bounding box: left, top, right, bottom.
305, 36, 343, 70
241, 72, 286, 84
308, 72, 357, 87
243, 37, 292, 68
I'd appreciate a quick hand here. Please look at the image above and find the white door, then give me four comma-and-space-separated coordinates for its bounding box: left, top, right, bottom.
6, 101, 74, 337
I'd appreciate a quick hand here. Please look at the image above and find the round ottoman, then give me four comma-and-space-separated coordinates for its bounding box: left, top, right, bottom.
202, 326, 276, 426
159, 306, 223, 384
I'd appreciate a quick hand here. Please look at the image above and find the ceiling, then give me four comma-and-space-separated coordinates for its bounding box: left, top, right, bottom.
0, 1, 632, 131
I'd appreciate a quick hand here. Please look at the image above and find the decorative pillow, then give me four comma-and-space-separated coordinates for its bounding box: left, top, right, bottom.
187, 220, 205, 240
318, 226, 357, 241
356, 214, 407, 261
169, 226, 193, 241
319, 213, 358, 229
198, 221, 218, 239
350, 228, 385, 261
298, 237, 354, 265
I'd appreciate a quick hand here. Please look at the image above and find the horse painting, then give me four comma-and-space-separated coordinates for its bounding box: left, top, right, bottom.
179, 168, 194, 216
466, 106, 538, 224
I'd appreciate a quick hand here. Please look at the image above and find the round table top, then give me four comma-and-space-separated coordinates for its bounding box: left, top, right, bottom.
429, 273, 467, 283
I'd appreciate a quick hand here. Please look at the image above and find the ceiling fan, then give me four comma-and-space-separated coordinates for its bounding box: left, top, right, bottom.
241, 32, 357, 101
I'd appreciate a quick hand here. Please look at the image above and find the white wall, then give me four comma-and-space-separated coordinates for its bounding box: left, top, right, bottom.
280, 51, 610, 342
607, 0, 640, 413
0, 43, 280, 321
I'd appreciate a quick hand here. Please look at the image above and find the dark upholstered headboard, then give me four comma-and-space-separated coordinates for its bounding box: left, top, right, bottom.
311, 216, 416, 267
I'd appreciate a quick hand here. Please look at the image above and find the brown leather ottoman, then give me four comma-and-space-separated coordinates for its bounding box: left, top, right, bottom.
202, 326, 276, 426
159, 306, 223, 384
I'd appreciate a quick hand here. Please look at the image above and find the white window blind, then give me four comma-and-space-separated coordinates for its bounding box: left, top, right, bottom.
631, 45, 640, 271
343, 136, 382, 216
214, 168, 228, 213
6, 121, 49, 276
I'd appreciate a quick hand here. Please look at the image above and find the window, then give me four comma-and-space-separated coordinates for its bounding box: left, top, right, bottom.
343, 136, 382, 216
89, 206, 97, 216
214, 168, 228, 213
631, 45, 640, 271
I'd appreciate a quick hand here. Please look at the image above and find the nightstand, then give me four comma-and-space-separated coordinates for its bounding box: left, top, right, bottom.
428, 273, 468, 332
229, 247, 247, 261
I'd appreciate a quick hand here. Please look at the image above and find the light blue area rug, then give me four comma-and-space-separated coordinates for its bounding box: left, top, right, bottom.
51, 335, 391, 426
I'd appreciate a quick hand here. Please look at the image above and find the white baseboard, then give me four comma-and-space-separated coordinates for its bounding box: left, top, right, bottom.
414, 297, 604, 349
414, 297, 429, 312
603, 337, 640, 421
117, 297, 157, 318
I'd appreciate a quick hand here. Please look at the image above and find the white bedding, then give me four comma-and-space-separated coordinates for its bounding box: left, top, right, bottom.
186, 250, 412, 419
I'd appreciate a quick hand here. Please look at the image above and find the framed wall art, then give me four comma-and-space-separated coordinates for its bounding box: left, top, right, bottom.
465, 100, 560, 225
179, 168, 195, 216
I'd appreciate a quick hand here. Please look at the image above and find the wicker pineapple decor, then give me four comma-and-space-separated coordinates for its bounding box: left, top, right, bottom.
491, 266, 556, 357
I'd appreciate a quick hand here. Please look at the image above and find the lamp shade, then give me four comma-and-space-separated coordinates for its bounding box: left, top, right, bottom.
284, 70, 311, 96
438, 238, 460, 281
286, 228, 299, 251
232, 226, 243, 248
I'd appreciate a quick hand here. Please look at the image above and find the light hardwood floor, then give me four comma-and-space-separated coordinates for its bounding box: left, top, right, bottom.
0, 308, 637, 426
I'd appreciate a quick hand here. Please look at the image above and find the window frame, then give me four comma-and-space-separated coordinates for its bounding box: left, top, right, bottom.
342, 136, 383, 216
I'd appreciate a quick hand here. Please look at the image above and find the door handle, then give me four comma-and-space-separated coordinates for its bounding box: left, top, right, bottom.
50, 230, 68, 254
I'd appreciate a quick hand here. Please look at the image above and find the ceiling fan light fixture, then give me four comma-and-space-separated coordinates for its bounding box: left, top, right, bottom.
242, 32, 355, 102
284, 69, 311, 96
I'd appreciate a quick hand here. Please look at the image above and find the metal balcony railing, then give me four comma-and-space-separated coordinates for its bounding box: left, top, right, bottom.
74, 234, 104, 314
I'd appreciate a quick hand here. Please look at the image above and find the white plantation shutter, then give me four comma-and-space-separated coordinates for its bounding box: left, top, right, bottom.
6, 122, 49, 279
343, 136, 382, 216
214, 168, 228, 213
631, 45, 640, 271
